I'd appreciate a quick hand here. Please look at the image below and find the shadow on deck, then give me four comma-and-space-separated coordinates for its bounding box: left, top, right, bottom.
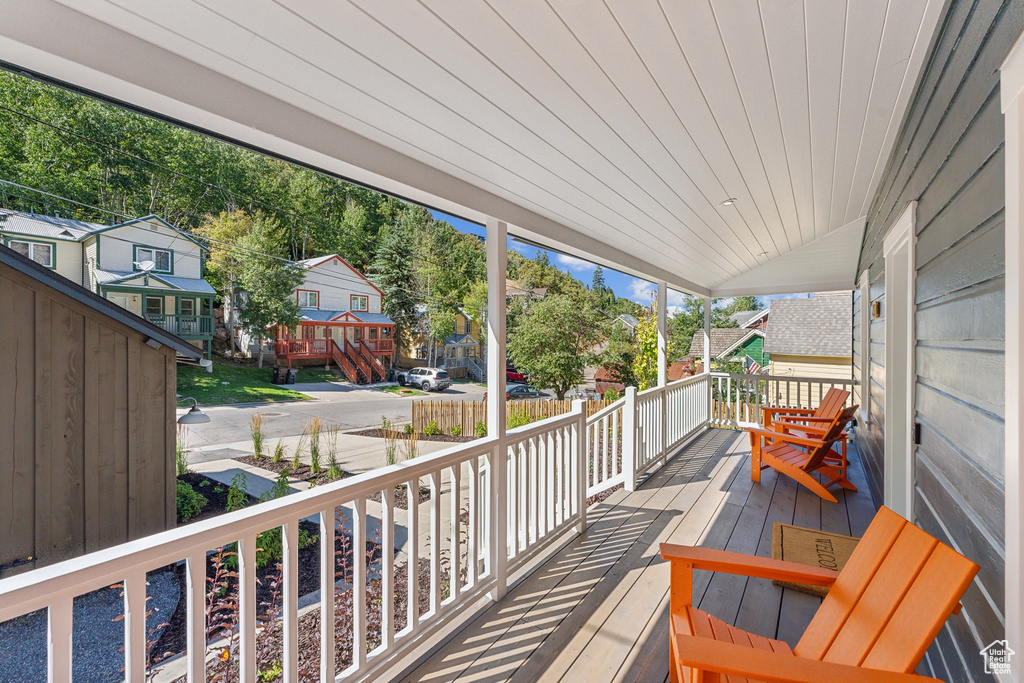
402, 427, 876, 683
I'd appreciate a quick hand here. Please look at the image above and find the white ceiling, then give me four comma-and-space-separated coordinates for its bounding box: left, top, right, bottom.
0, 0, 943, 295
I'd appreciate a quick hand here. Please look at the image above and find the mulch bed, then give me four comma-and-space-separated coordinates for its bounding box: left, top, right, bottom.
367, 483, 435, 511
235, 456, 351, 487
349, 427, 477, 443
177, 472, 259, 525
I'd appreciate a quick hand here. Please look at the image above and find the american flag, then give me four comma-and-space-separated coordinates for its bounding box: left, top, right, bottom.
745, 356, 763, 374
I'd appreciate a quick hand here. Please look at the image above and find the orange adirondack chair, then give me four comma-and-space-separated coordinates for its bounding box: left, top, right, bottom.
749, 404, 859, 503
661, 506, 980, 683
761, 387, 852, 477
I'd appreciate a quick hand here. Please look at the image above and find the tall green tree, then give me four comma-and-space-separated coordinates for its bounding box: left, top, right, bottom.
368, 217, 418, 367
507, 294, 601, 400
631, 309, 660, 391
195, 210, 253, 356
235, 214, 305, 368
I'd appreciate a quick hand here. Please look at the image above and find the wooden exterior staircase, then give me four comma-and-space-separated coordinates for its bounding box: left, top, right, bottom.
329, 339, 361, 384
345, 339, 373, 384
357, 341, 388, 382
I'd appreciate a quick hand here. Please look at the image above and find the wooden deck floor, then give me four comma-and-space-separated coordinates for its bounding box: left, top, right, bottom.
403, 427, 876, 683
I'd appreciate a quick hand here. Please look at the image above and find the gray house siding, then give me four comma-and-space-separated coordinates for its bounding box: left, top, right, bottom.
854, 0, 1016, 679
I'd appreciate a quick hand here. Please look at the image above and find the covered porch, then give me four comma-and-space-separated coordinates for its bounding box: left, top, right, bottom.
407, 428, 876, 682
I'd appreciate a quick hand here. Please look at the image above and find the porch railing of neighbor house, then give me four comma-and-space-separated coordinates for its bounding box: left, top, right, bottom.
273, 338, 328, 358
709, 372, 856, 429
144, 314, 213, 338
0, 372, 739, 683
360, 338, 394, 354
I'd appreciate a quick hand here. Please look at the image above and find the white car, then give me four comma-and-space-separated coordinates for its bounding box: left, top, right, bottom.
397, 367, 451, 391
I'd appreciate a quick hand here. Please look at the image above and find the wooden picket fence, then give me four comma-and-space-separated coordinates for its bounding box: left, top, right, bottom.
411, 399, 616, 434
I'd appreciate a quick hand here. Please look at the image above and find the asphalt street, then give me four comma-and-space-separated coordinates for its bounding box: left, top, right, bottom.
179, 380, 488, 449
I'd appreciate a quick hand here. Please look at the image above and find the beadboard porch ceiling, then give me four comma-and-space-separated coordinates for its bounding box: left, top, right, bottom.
0, 0, 942, 295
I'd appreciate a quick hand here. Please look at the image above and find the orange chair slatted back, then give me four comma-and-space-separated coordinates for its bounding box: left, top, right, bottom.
813, 387, 851, 420
794, 506, 979, 672
800, 404, 858, 471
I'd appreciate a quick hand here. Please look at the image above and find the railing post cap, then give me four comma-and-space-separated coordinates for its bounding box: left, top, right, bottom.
625, 385, 637, 396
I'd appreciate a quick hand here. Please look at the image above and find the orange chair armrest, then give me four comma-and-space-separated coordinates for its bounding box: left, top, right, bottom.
674, 636, 940, 683
747, 427, 827, 449
659, 544, 838, 586
775, 415, 834, 424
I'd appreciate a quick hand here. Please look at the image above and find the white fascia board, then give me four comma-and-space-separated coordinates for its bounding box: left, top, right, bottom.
0, 0, 709, 297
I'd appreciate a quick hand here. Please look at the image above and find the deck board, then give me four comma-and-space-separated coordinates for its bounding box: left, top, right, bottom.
402, 428, 876, 682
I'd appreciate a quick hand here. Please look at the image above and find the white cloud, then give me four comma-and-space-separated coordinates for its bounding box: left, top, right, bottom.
555, 253, 596, 272
627, 280, 690, 314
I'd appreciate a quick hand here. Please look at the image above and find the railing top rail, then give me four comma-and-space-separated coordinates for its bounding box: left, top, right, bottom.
636, 372, 709, 399
709, 372, 858, 385
0, 435, 499, 618
586, 396, 626, 423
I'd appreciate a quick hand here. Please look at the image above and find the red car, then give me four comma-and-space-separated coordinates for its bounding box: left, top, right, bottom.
505, 366, 526, 382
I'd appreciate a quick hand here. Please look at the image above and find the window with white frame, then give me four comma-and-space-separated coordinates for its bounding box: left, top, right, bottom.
351, 294, 368, 311
414, 346, 427, 359
297, 290, 319, 308
135, 246, 172, 273
9, 239, 54, 268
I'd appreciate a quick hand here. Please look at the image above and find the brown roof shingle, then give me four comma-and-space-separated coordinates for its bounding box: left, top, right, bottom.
687, 328, 754, 358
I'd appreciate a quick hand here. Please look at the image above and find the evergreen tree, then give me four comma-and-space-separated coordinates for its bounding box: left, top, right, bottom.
195, 210, 253, 356
592, 266, 606, 291
368, 218, 418, 367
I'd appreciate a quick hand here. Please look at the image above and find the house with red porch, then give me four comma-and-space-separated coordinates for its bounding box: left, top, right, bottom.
270, 254, 394, 383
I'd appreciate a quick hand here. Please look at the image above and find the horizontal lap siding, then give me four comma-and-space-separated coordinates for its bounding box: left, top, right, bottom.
856, 1, 1021, 679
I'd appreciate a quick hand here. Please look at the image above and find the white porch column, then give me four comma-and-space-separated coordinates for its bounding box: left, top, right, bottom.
657, 281, 668, 387
1000, 43, 1024, 676
702, 296, 712, 373
485, 217, 508, 599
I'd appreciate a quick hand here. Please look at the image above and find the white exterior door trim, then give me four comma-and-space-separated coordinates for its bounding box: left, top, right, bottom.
882, 201, 916, 520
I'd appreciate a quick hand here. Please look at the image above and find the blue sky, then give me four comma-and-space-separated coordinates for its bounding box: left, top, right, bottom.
432, 210, 809, 312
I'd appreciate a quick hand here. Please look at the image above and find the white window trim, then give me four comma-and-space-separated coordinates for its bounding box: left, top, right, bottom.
9, 239, 55, 268
1000, 38, 1024, 676
351, 294, 369, 312
882, 201, 916, 521
858, 269, 871, 424
297, 290, 319, 308
136, 246, 172, 273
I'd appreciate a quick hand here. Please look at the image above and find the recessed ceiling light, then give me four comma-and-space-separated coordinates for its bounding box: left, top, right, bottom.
721, 198, 737, 206
759, 251, 769, 257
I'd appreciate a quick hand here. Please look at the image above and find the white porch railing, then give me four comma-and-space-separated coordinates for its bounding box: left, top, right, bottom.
710, 372, 856, 429
0, 377, 717, 682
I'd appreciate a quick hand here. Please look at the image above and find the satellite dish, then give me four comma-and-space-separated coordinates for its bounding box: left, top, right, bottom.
134, 260, 156, 272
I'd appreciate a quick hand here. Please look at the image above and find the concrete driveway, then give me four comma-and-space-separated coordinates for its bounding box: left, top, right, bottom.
179, 380, 487, 451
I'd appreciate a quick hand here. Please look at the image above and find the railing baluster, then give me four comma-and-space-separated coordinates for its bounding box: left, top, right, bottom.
537, 436, 546, 536
352, 498, 367, 670
468, 457, 479, 587
381, 487, 394, 649
283, 518, 299, 682
239, 532, 258, 683
320, 507, 336, 683
124, 569, 147, 682
429, 470, 441, 614
548, 429, 556, 526
406, 479, 419, 635
449, 464, 461, 603
186, 551, 206, 683
47, 596, 73, 683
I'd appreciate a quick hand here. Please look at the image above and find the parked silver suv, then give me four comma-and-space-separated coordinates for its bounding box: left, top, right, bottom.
397, 367, 451, 392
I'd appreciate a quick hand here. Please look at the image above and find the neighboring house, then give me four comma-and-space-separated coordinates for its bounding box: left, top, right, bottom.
252, 253, 395, 382
764, 292, 853, 399
505, 278, 547, 305
729, 308, 769, 331
687, 327, 768, 370
0, 242, 201, 575
396, 306, 484, 379
0, 210, 216, 357
613, 313, 639, 335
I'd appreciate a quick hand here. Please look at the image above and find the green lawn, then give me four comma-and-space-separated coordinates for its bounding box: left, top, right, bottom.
379, 385, 427, 396
177, 363, 343, 406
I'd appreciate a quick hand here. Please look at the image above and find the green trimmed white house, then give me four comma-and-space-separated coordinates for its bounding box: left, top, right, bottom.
0, 209, 215, 356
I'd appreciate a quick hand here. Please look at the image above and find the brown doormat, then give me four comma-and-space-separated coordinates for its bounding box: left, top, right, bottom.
770, 523, 860, 598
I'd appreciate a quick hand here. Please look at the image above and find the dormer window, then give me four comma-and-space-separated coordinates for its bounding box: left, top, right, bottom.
351, 294, 369, 312
297, 290, 319, 308
134, 245, 172, 273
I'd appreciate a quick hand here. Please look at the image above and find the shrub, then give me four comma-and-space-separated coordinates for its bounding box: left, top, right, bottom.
249, 413, 266, 459
450, 424, 462, 437
226, 472, 248, 512
401, 431, 419, 460
326, 425, 343, 479
475, 421, 487, 438
603, 387, 622, 402
508, 409, 533, 430
176, 481, 207, 523
403, 423, 414, 435
383, 426, 400, 467
423, 420, 442, 436
175, 425, 190, 476
260, 470, 291, 503
293, 430, 308, 469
